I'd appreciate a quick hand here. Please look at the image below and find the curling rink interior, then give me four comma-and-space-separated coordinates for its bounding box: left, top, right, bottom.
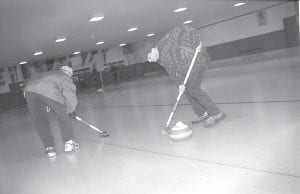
0, 48, 300, 194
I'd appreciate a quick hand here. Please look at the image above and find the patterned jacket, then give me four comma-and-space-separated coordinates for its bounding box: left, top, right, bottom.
156, 24, 210, 85
24, 71, 78, 113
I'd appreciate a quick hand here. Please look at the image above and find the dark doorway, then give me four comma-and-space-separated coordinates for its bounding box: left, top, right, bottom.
283, 15, 299, 48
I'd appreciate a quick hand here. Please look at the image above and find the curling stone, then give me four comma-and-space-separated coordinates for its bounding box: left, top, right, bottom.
169, 121, 192, 140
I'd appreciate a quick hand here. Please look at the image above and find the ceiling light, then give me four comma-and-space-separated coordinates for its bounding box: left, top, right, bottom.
55, 36, 66, 43
96, 41, 104, 45
173, 8, 188, 12
147, 33, 155, 37
127, 27, 138, 32
19, 61, 27, 65
33, 50, 43, 56
73, 51, 81, 55
89, 13, 104, 22
183, 20, 193, 24
234, 2, 245, 7
119, 43, 126, 47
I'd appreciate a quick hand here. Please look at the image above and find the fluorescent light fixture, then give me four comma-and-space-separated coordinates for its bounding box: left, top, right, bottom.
119, 43, 126, 47
89, 13, 104, 22
19, 61, 27, 65
147, 33, 155, 37
183, 20, 193, 24
55, 36, 66, 43
73, 51, 81, 55
234, 2, 245, 7
33, 50, 43, 56
127, 27, 138, 32
96, 41, 104, 45
173, 7, 188, 12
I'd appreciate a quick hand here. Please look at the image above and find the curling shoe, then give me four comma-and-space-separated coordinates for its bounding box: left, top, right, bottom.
64, 139, 79, 152
203, 112, 226, 128
191, 112, 209, 124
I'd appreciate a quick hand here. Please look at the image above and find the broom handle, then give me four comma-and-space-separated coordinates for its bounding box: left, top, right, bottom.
183, 41, 202, 85
75, 116, 100, 132
165, 92, 184, 127
165, 41, 203, 129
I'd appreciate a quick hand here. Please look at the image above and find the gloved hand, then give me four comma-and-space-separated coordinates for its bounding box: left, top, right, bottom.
68, 111, 77, 119
147, 47, 159, 62
179, 84, 185, 93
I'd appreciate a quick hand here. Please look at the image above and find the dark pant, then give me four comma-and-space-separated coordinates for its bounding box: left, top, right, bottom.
25, 92, 74, 149
112, 72, 118, 84
93, 72, 102, 89
185, 89, 220, 116
183, 58, 221, 117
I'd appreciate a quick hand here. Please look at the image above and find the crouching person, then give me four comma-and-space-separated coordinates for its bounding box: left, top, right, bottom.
24, 66, 79, 158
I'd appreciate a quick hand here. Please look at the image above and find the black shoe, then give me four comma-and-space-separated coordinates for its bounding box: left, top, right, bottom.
46, 147, 56, 158
191, 112, 209, 124
203, 112, 226, 128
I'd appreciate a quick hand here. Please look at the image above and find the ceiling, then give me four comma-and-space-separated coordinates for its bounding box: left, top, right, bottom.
0, 0, 286, 66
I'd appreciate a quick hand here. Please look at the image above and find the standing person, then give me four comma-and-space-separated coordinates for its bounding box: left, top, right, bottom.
148, 24, 225, 129
91, 63, 103, 92
24, 66, 79, 158
110, 64, 119, 85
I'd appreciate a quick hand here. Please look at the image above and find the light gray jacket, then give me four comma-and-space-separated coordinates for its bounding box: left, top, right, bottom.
25, 71, 78, 113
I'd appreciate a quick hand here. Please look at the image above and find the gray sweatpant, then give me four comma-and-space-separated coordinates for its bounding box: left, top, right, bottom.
25, 92, 74, 149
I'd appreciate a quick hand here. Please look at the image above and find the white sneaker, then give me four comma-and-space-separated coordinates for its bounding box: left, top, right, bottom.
64, 140, 79, 152
46, 147, 57, 158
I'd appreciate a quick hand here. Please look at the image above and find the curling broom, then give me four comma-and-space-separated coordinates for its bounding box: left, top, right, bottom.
75, 116, 109, 137
161, 41, 202, 135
